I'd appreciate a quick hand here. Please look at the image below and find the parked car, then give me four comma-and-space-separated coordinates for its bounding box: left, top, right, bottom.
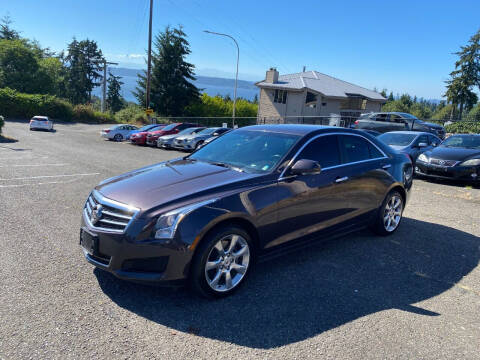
157, 127, 206, 149
198, 128, 233, 148
80, 124, 412, 298
353, 112, 446, 139
415, 134, 480, 183
130, 125, 165, 145
127, 124, 161, 140
173, 127, 231, 151
378, 131, 441, 164
29, 116, 54, 131
146, 123, 198, 146
101, 124, 138, 141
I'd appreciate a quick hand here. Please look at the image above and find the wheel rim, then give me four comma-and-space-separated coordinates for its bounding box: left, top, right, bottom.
383, 194, 403, 232
205, 234, 250, 292
115, 135, 122, 141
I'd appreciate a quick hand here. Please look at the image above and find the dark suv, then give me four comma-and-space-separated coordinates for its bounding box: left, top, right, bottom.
353, 112, 446, 139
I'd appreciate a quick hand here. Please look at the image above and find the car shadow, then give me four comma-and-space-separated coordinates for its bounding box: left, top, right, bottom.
95, 218, 480, 349
417, 176, 480, 189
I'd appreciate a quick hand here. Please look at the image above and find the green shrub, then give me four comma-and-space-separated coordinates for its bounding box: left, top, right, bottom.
72, 104, 114, 123
445, 121, 480, 134
114, 104, 149, 124
0, 115, 4, 134
0, 87, 73, 119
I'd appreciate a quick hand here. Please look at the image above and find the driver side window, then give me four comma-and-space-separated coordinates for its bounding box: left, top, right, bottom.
297, 135, 341, 169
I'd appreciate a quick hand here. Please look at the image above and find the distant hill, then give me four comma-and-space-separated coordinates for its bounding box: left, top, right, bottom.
93, 67, 259, 102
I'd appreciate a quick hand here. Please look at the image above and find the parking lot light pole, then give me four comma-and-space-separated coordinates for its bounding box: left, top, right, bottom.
204, 30, 239, 128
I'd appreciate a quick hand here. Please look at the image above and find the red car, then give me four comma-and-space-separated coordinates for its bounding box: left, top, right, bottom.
130, 125, 165, 145
145, 123, 198, 146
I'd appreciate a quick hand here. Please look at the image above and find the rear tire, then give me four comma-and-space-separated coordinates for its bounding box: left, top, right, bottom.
189, 225, 254, 299
370, 190, 404, 236
114, 134, 123, 142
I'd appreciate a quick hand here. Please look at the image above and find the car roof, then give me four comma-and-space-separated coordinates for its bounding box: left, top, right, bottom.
381, 131, 432, 136
241, 124, 339, 136
33, 116, 49, 119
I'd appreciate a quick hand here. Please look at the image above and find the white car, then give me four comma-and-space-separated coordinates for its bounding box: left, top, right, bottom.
101, 124, 138, 141
29, 116, 54, 131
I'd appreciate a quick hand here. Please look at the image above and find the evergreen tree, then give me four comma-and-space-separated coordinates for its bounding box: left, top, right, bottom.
0, 15, 20, 40
64, 38, 103, 104
135, 26, 200, 115
253, 94, 258, 104
106, 72, 125, 112
387, 92, 394, 102
133, 69, 147, 106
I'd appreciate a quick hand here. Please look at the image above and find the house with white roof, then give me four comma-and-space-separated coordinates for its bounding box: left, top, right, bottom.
255, 68, 386, 124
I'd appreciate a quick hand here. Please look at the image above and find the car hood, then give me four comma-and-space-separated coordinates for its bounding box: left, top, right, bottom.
421, 121, 443, 129
159, 134, 178, 140
427, 146, 480, 161
95, 159, 259, 212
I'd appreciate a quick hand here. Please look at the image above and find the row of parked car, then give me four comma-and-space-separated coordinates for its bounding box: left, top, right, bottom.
100, 123, 231, 151
98, 116, 479, 185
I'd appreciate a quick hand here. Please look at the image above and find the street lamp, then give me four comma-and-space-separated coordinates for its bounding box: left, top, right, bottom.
204, 30, 239, 128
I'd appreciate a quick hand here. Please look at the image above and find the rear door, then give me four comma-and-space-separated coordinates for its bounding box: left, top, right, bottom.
337, 134, 391, 224
389, 114, 409, 131
372, 113, 392, 132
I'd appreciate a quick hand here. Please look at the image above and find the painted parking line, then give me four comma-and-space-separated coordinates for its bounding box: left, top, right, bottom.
0, 163, 68, 168
0, 175, 101, 188
0, 172, 100, 181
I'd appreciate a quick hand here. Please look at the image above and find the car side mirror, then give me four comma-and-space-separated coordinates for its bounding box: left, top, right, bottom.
290, 159, 321, 176
418, 142, 428, 148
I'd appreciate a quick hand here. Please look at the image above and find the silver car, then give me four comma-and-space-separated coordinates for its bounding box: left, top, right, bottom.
377, 131, 441, 164
157, 127, 205, 149
173, 127, 230, 151
101, 124, 138, 142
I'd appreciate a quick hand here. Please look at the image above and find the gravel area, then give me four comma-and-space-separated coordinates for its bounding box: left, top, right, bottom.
1, 120, 479, 359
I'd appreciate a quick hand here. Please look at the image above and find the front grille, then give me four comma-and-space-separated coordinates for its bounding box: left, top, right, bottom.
84, 191, 138, 233
430, 158, 459, 167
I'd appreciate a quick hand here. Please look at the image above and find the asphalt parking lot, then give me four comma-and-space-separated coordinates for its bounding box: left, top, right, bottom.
1, 120, 480, 359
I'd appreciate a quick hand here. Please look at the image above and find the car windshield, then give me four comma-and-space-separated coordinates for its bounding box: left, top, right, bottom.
197, 128, 220, 135
161, 123, 179, 131
189, 130, 300, 173
138, 125, 156, 131
441, 135, 480, 149
179, 127, 202, 135
378, 133, 417, 146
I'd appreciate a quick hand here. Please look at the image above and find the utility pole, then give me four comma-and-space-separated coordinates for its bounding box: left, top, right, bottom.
100, 59, 118, 112
204, 30, 239, 128
146, 0, 153, 123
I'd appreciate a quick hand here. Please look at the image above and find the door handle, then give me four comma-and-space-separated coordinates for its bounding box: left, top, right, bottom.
335, 176, 349, 183
382, 164, 392, 169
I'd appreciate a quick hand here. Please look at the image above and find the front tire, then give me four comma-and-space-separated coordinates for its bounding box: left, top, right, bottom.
371, 190, 404, 236
189, 225, 254, 298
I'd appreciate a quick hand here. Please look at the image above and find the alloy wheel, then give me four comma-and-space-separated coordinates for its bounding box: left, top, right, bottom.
204, 234, 250, 292
383, 194, 403, 232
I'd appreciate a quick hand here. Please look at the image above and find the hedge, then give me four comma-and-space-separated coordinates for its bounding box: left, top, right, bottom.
72, 104, 114, 123
0, 87, 73, 120
445, 121, 480, 134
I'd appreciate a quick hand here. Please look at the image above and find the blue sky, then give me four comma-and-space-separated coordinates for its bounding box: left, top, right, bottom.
1, 0, 479, 99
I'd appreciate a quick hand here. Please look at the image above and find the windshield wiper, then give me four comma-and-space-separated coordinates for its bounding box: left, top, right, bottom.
208, 161, 244, 172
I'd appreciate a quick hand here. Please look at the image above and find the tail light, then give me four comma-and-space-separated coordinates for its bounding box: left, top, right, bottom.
30, 120, 33, 123
354, 120, 359, 125
104, 129, 110, 133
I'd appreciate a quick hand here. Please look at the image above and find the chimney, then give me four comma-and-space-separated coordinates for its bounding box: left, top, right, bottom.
266, 67, 279, 83
302, 65, 306, 72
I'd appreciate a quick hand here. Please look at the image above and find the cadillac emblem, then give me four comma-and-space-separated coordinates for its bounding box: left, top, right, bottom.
91, 204, 103, 225
439, 160, 445, 165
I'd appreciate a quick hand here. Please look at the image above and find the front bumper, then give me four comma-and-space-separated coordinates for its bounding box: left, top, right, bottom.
146, 137, 159, 146
80, 215, 194, 285
415, 162, 479, 182
130, 137, 146, 145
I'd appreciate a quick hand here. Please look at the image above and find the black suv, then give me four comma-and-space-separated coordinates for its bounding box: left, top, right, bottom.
353, 112, 446, 139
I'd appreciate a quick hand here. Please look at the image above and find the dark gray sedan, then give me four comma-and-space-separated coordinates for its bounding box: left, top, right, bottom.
157, 127, 205, 149
378, 131, 441, 164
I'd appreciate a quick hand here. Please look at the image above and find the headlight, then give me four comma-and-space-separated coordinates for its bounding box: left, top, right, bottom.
459, 158, 480, 166
417, 154, 429, 163
154, 198, 218, 239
